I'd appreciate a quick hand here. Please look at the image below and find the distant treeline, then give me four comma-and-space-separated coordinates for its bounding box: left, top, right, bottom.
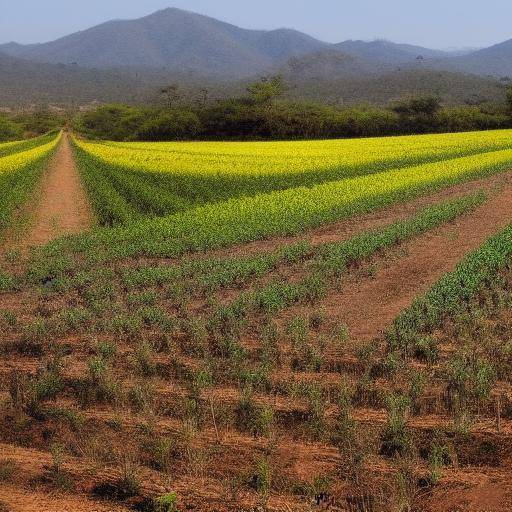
0, 110, 65, 141
3, 77, 512, 142
76, 78, 512, 142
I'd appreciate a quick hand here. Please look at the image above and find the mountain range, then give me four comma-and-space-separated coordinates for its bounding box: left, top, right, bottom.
2, 7, 512, 78
0, 7, 511, 107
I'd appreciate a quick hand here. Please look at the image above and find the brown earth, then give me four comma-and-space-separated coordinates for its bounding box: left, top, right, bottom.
8, 133, 93, 251
306, 171, 512, 342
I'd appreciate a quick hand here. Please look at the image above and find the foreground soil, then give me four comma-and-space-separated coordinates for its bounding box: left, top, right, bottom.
2, 154, 512, 510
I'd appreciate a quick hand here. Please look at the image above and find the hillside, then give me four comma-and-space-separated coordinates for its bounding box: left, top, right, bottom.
0, 8, 327, 77
334, 39, 453, 64
0, 52, 224, 107
426, 39, 512, 78
0, 51, 506, 108
282, 49, 379, 79
286, 68, 508, 106
2, 7, 511, 81
0, 7, 510, 108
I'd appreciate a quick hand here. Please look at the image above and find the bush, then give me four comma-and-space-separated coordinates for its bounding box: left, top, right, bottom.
136, 110, 201, 141
0, 116, 22, 141
74, 81, 512, 142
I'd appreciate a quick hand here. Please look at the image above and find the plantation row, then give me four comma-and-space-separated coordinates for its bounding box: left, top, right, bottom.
0, 132, 58, 159
74, 129, 512, 218
389, 218, 512, 359
3, 129, 512, 510
49, 142, 512, 270
0, 133, 60, 236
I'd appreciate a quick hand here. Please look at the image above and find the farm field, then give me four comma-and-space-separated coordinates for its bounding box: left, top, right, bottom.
2, 130, 512, 511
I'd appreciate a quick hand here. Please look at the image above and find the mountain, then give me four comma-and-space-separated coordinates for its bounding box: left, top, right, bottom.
2, 8, 510, 80
334, 40, 453, 65
425, 39, 512, 78
0, 7, 510, 107
1, 51, 504, 109
0, 8, 328, 77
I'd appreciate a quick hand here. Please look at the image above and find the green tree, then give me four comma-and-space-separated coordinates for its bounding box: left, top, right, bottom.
391, 96, 441, 117
247, 76, 286, 105
0, 116, 22, 141
506, 85, 512, 112
136, 110, 201, 141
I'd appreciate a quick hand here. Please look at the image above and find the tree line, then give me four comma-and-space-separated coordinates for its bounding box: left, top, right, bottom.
2, 77, 512, 142
0, 110, 65, 141
76, 77, 512, 141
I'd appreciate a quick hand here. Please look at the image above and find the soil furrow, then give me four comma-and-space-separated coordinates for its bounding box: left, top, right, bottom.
12, 133, 93, 250
278, 172, 512, 343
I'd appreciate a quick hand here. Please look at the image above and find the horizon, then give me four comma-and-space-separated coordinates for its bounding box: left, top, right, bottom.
1, 1, 511, 50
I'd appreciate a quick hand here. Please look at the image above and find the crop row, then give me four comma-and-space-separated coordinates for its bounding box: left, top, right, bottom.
388, 218, 512, 358
37, 191, 482, 303
0, 132, 58, 159
74, 129, 512, 218
0, 133, 61, 236
41, 145, 512, 270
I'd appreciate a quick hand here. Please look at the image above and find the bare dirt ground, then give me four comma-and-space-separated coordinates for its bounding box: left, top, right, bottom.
8, 133, 93, 251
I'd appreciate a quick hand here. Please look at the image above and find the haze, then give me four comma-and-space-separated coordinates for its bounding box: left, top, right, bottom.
1, 0, 511, 49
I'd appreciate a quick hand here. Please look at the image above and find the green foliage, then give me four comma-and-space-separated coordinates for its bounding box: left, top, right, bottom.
380, 393, 413, 458
77, 104, 146, 141
13, 109, 64, 136
0, 115, 22, 142
153, 492, 179, 512
392, 96, 442, 116
507, 85, 512, 112
0, 133, 60, 236
75, 80, 511, 142
64, 139, 511, 265
247, 75, 286, 105
137, 110, 201, 141
388, 220, 512, 355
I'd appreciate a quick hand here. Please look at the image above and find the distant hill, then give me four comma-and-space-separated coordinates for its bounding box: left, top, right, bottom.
2, 8, 511, 80
0, 52, 208, 107
0, 7, 510, 108
281, 49, 379, 80
0, 8, 328, 77
0, 52, 506, 109
334, 40, 453, 64
286, 68, 508, 106
425, 39, 512, 78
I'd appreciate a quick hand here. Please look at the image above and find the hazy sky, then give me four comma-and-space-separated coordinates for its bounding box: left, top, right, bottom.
1, 0, 511, 49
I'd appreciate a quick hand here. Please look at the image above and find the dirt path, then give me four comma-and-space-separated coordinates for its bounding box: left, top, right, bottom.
306, 173, 512, 342
11, 133, 93, 250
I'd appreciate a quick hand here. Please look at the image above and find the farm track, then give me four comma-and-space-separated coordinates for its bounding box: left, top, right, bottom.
7, 133, 93, 251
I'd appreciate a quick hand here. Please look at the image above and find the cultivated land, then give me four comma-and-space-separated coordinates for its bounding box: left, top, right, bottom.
2, 131, 512, 511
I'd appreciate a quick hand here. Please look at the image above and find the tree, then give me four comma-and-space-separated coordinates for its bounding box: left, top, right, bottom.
247, 76, 286, 105
391, 96, 441, 117
136, 111, 201, 141
77, 104, 145, 141
0, 115, 22, 141
160, 85, 182, 109
507, 85, 512, 113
